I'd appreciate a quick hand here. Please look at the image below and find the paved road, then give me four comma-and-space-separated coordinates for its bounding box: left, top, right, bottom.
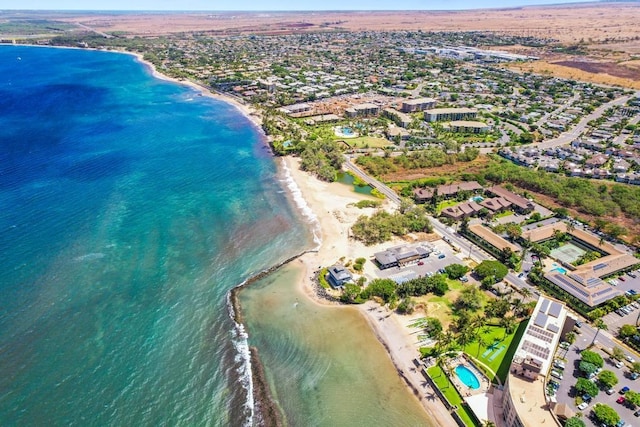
344, 157, 402, 205
538, 93, 636, 149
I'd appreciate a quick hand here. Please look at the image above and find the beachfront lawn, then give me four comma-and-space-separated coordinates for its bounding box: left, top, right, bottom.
427, 365, 479, 427
463, 320, 528, 384
417, 278, 468, 330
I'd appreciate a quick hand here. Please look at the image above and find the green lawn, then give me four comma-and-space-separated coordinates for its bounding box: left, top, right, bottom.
437, 200, 459, 214
342, 135, 392, 148
427, 365, 479, 427
494, 210, 514, 219
463, 320, 528, 384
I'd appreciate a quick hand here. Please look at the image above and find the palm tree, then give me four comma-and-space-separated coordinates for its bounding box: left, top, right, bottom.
565, 331, 577, 346
500, 315, 517, 339
511, 298, 525, 318
519, 287, 532, 301
477, 335, 489, 359
591, 319, 608, 346
483, 421, 497, 427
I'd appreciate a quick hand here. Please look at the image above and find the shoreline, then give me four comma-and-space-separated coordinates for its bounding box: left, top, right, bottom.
282, 156, 455, 426
127, 52, 266, 132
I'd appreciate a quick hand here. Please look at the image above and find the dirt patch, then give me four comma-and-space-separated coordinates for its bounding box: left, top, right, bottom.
382, 156, 491, 183
509, 61, 640, 89
552, 60, 640, 80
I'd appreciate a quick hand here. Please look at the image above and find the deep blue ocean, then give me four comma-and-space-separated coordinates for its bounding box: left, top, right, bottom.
0, 46, 311, 426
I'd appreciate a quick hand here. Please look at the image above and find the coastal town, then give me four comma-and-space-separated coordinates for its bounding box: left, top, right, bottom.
3, 7, 640, 427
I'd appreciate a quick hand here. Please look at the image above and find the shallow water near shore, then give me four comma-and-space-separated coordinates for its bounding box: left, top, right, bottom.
239, 263, 433, 426
0, 45, 308, 426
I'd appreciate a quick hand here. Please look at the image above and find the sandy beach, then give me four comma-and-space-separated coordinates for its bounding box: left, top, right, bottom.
282, 156, 455, 426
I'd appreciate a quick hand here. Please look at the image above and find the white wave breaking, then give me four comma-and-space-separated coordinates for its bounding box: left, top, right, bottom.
279, 158, 322, 250
226, 286, 254, 427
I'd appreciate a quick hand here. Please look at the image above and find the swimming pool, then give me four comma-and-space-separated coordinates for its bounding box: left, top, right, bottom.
472, 196, 484, 203
551, 267, 568, 275
342, 127, 354, 136
455, 364, 480, 390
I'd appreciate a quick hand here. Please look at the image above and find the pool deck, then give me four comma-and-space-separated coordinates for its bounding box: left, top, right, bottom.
445, 354, 490, 398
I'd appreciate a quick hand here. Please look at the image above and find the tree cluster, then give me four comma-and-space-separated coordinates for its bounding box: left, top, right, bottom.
299, 140, 344, 182
351, 206, 432, 245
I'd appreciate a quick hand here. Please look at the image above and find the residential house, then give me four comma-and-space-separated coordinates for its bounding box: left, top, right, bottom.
327, 264, 353, 288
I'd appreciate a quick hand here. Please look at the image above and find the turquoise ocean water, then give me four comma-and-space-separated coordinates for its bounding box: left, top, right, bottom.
0, 45, 310, 426
0, 46, 433, 426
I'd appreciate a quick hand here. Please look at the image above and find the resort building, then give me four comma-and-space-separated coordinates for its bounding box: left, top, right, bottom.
479, 197, 512, 214
485, 186, 535, 214
279, 102, 312, 116
446, 120, 491, 133
326, 264, 353, 288
401, 97, 437, 113
468, 224, 519, 253
502, 297, 568, 427
424, 107, 478, 122
383, 108, 413, 128
523, 221, 638, 307
374, 244, 433, 270
413, 181, 483, 203
345, 103, 380, 118
441, 201, 483, 220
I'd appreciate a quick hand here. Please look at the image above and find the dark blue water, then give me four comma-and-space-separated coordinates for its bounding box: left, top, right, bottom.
0, 46, 310, 426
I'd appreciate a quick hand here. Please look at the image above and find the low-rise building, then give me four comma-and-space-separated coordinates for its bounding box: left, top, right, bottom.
345, 103, 380, 118
374, 244, 433, 270
446, 120, 490, 133
401, 97, 437, 113
424, 107, 478, 122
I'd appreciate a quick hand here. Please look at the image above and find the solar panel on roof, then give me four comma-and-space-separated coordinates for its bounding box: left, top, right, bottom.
534, 312, 548, 328
547, 324, 559, 333
548, 302, 562, 318
540, 299, 550, 313
593, 263, 608, 271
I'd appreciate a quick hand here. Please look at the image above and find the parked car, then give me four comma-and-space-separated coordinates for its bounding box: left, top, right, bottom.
607, 388, 616, 395
438, 254, 446, 259
417, 261, 424, 266
631, 372, 639, 380
617, 396, 626, 404
575, 321, 583, 328
583, 394, 593, 403
635, 410, 640, 417
621, 386, 630, 394
578, 402, 589, 410
551, 370, 563, 380
549, 380, 560, 390
554, 360, 566, 370
620, 276, 627, 282
616, 420, 626, 427
616, 361, 625, 369
627, 355, 636, 363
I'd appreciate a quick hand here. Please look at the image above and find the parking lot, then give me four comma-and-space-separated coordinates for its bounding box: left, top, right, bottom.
601, 270, 640, 335
551, 340, 640, 427
374, 240, 465, 282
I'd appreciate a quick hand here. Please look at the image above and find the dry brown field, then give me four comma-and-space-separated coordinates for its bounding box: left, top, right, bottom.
46, 3, 639, 48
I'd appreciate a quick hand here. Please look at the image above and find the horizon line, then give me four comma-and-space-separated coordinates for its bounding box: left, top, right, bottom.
0, 1, 608, 13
